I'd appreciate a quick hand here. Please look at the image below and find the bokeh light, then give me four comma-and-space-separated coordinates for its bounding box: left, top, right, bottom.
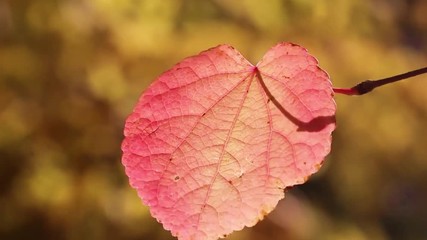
1, 1, 427, 239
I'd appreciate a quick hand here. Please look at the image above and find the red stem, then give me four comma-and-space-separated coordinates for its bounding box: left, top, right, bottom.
333, 67, 427, 96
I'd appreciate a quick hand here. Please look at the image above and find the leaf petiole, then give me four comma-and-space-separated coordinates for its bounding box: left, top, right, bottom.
333, 66, 427, 95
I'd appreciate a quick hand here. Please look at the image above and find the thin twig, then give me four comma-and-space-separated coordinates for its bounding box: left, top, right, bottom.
333, 67, 427, 95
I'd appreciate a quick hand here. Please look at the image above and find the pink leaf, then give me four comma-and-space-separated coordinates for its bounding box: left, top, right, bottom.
121, 43, 336, 240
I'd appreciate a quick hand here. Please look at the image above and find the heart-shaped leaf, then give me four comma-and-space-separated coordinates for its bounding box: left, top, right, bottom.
121, 43, 336, 240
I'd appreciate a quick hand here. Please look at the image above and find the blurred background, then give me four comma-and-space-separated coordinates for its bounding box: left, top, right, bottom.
1, 0, 427, 239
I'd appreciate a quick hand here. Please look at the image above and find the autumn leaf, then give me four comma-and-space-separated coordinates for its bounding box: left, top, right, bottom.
121, 43, 336, 240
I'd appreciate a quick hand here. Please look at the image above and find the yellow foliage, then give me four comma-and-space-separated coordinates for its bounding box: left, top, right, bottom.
1, 1, 427, 239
